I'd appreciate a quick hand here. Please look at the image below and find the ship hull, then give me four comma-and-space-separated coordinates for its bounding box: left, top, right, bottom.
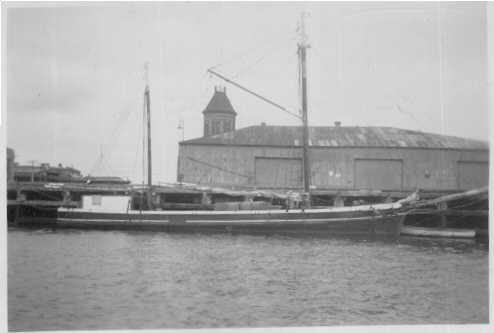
14, 207, 405, 237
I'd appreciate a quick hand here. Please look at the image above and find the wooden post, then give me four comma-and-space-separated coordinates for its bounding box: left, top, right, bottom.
438, 201, 448, 227
15, 189, 21, 222
154, 193, 162, 210
201, 192, 212, 205
334, 196, 344, 207
62, 190, 71, 206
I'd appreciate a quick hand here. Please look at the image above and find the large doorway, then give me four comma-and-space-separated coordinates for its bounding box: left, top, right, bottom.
354, 159, 403, 190
255, 157, 303, 189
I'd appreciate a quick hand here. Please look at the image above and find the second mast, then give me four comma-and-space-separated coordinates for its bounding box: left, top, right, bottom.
298, 13, 311, 197
144, 83, 153, 209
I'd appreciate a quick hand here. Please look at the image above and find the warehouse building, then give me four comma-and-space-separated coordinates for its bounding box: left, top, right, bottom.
177, 90, 489, 198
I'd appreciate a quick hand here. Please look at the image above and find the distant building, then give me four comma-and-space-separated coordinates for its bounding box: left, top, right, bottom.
13, 163, 83, 183
7, 148, 15, 182
9, 155, 130, 185
177, 92, 489, 193
13, 164, 45, 182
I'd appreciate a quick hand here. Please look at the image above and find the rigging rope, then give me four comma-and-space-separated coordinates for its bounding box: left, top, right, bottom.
130, 103, 143, 182
230, 36, 297, 79
101, 155, 115, 176
88, 104, 135, 177
209, 34, 297, 72
208, 69, 301, 120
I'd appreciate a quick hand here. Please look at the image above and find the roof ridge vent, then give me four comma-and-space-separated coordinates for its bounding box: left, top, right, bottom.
214, 85, 226, 93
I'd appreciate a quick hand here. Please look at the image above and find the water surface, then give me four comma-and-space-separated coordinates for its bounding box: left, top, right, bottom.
8, 228, 489, 330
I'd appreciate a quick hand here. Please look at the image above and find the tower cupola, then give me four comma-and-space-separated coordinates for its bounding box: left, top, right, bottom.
203, 86, 237, 137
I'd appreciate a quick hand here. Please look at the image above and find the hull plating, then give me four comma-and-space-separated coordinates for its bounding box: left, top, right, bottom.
16, 208, 404, 236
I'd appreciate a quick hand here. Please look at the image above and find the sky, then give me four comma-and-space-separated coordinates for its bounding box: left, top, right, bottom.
3, 1, 489, 184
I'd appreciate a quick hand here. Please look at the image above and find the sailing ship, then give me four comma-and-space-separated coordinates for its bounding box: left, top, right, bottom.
13, 15, 421, 236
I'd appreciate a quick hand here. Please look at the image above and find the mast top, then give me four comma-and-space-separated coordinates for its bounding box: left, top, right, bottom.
298, 12, 310, 48
143, 61, 150, 90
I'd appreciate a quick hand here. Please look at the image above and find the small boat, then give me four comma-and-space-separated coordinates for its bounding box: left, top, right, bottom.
400, 226, 476, 239
398, 186, 488, 239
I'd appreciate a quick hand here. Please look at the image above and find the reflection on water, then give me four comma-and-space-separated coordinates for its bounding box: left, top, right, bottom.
8, 228, 489, 330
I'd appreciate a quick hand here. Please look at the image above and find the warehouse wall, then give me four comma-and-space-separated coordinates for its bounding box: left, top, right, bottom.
177, 144, 489, 191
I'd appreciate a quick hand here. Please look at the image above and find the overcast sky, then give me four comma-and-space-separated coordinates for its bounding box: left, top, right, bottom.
4, 2, 489, 183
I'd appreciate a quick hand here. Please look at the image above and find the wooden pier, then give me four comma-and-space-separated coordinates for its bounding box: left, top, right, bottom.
7, 182, 488, 239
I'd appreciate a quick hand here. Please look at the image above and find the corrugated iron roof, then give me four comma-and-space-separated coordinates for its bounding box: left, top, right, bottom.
181, 125, 488, 150
202, 89, 237, 115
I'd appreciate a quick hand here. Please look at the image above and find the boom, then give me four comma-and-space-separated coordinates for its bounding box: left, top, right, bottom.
207, 68, 301, 120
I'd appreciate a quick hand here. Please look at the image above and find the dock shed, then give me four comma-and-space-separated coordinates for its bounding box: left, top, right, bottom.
177, 125, 489, 195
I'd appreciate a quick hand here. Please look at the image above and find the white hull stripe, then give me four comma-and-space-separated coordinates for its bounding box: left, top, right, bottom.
186, 216, 387, 224
57, 215, 401, 224
58, 218, 169, 223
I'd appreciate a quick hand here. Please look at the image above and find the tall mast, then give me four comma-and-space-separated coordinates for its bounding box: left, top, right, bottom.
144, 63, 152, 209
298, 13, 311, 197
145, 85, 152, 189
205, 14, 311, 199
436, 2, 444, 135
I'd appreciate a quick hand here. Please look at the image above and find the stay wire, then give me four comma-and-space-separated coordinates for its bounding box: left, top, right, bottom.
130, 103, 144, 181
102, 105, 134, 160
230, 36, 298, 79
210, 34, 298, 72
88, 104, 134, 176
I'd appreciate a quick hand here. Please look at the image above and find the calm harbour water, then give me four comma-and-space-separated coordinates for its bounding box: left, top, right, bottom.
8, 228, 489, 330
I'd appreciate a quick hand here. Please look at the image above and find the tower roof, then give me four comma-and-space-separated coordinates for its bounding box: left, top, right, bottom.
203, 88, 237, 115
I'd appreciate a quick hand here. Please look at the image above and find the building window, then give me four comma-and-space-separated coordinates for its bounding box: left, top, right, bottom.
213, 120, 221, 134
224, 120, 231, 132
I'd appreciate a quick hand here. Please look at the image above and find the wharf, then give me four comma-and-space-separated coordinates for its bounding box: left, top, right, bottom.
7, 181, 474, 210
7, 182, 489, 237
